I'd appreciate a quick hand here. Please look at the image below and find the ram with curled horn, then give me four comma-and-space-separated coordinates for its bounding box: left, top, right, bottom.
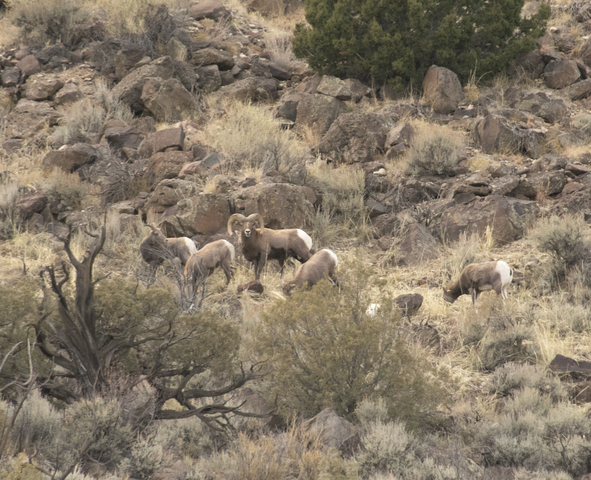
227, 213, 313, 281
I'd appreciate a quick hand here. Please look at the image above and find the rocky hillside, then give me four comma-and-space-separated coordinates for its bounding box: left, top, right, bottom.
3, 0, 591, 479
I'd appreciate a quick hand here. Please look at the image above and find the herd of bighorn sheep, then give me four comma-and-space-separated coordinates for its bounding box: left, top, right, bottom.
139, 213, 514, 306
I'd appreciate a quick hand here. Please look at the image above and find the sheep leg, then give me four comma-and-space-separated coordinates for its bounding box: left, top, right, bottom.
222, 262, 233, 285
278, 258, 286, 280
255, 254, 266, 281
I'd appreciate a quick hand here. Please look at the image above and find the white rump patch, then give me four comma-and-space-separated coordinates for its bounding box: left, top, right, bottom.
297, 229, 313, 250
222, 239, 235, 262
323, 249, 338, 266
184, 237, 197, 254
366, 303, 380, 316
496, 260, 513, 287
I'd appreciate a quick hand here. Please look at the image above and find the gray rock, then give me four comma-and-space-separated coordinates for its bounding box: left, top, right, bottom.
195, 64, 222, 92
24, 74, 65, 101
296, 93, 347, 135
316, 112, 393, 164
317, 75, 353, 101
5, 99, 61, 139
343, 78, 371, 102
141, 77, 200, 123
217, 76, 278, 102
54, 83, 84, 105
1, 68, 20, 87
564, 78, 591, 100
152, 126, 185, 153
306, 408, 357, 451
17, 55, 41, 77
191, 47, 234, 70
188, 0, 231, 20
422, 65, 464, 114
111, 56, 175, 113
544, 59, 581, 89
42, 143, 99, 178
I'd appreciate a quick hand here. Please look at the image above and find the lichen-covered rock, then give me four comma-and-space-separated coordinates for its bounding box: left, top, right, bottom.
316, 112, 394, 164
296, 93, 347, 135
430, 194, 539, 245
422, 65, 464, 114
111, 56, 174, 113
141, 77, 200, 123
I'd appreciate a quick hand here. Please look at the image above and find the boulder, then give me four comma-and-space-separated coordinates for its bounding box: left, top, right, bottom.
343, 78, 371, 102
1, 68, 20, 87
152, 126, 185, 153
42, 143, 99, 178
17, 55, 41, 77
543, 59, 581, 89
233, 183, 315, 229
190, 47, 234, 70
16, 193, 48, 220
398, 222, 439, 265
317, 75, 353, 101
115, 49, 145, 80
143, 179, 200, 216
473, 115, 545, 158
217, 77, 278, 102
385, 122, 415, 158
306, 408, 357, 451
146, 151, 194, 186
195, 64, 222, 92
580, 38, 591, 68
5, 99, 61, 139
422, 65, 464, 114
430, 194, 538, 246
54, 83, 84, 105
173, 60, 198, 92
273, 93, 303, 122
141, 77, 200, 123
296, 93, 347, 135
158, 193, 232, 236
515, 92, 567, 124
564, 78, 591, 100
516, 171, 567, 198
316, 112, 393, 164
258, 58, 291, 81
111, 56, 175, 113
104, 125, 144, 151
511, 50, 545, 80
550, 354, 591, 378
24, 74, 65, 101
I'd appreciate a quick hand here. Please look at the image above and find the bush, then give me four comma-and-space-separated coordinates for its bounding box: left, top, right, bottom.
533, 215, 591, 286
118, 437, 163, 479
255, 262, 449, 425
475, 388, 591, 477
9, 0, 100, 47
406, 126, 465, 177
292, 0, 550, 90
488, 363, 565, 402
307, 163, 370, 243
203, 102, 310, 175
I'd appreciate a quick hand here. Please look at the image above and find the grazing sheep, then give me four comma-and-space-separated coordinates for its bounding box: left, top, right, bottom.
283, 249, 338, 295
227, 213, 313, 281
443, 260, 513, 307
184, 239, 235, 286
139, 225, 197, 274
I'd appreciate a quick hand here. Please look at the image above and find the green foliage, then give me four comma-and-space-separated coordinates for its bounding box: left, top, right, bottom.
256, 262, 449, 424
292, 0, 550, 89
533, 215, 591, 286
406, 127, 465, 177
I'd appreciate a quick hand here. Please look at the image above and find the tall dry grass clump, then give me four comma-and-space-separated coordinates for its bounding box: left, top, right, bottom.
203, 101, 310, 175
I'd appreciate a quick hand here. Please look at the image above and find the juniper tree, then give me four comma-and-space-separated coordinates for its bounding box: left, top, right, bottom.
293, 0, 550, 90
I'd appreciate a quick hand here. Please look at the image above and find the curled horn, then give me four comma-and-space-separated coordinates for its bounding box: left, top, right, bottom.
247, 213, 264, 233
227, 214, 246, 235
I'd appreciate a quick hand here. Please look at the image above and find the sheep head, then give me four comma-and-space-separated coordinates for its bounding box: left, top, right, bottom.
227, 213, 264, 237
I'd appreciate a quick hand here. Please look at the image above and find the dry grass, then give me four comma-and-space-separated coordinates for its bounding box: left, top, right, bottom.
203, 100, 310, 175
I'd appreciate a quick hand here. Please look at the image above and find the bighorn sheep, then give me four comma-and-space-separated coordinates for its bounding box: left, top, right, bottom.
184, 239, 235, 286
443, 260, 513, 307
283, 249, 338, 295
139, 225, 197, 273
227, 213, 313, 281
